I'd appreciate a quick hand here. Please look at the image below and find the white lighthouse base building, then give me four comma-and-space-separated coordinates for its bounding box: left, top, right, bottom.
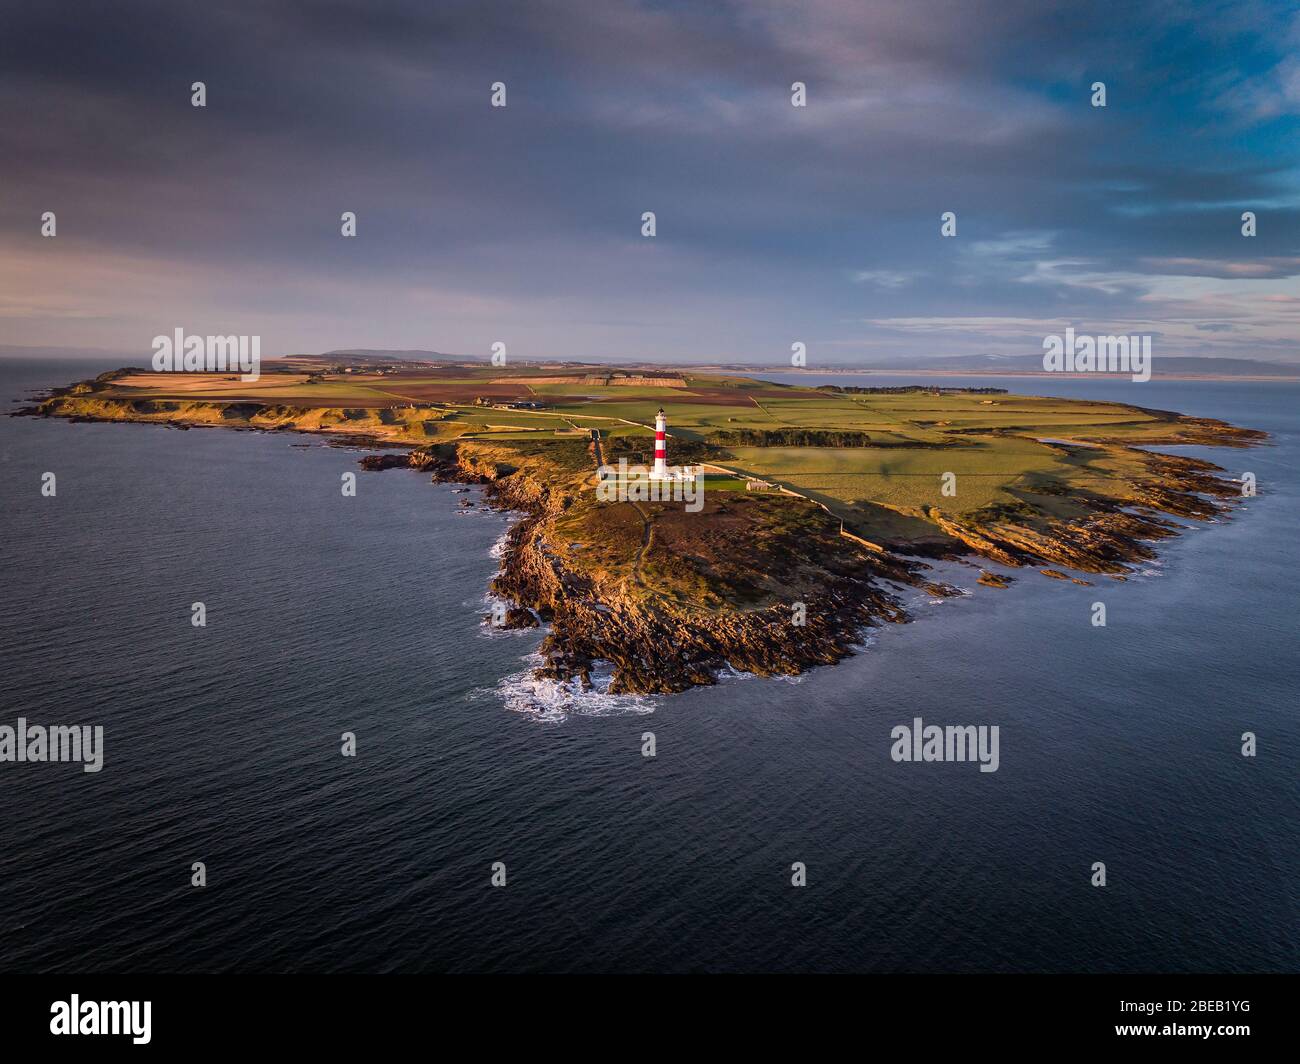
651, 466, 698, 481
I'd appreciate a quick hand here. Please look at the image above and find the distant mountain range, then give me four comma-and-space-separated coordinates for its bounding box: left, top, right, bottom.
4, 345, 1298, 379
320, 349, 1300, 378
843, 354, 1300, 377
320, 348, 467, 363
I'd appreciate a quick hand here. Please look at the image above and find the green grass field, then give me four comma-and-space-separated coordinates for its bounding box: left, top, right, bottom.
86, 363, 1241, 540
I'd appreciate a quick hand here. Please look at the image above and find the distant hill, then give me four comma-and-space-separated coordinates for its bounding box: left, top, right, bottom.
319, 348, 471, 363
312, 350, 1300, 378
9, 344, 1298, 379
847, 354, 1300, 378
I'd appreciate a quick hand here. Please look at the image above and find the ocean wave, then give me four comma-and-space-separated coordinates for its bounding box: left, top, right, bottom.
715, 664, 756, 682
489, 529, 512, 559
484, 653, 658, 722
475, 594, 540, 638
746, 669, 810, 685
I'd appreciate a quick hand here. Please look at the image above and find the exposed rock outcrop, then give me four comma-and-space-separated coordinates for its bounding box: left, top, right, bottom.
20, 373, 1267, 696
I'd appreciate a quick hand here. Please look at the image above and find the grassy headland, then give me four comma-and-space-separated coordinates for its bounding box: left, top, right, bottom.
22, 358, 1266, 693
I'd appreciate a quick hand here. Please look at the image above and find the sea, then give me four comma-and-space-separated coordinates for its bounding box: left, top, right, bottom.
0, 358, 1295, 972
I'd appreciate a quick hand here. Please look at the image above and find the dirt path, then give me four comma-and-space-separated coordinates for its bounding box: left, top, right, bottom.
749, 396, 791, 425
630, 502, 654, 587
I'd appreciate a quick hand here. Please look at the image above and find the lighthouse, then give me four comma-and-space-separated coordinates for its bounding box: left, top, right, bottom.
652, 407, 668, 480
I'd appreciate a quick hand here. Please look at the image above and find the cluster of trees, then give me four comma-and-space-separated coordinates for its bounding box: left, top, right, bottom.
815, 385, 1008, 395
604, 436, 717, 463
707, 428, 876, 447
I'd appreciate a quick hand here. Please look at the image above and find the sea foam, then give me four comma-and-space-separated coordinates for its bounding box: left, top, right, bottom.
483, 652, 657, 722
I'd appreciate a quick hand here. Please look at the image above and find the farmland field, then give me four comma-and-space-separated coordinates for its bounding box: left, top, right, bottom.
50, 360, 1259, 550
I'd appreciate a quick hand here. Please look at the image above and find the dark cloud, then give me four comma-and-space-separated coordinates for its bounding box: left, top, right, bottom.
1, 0, 1298, 361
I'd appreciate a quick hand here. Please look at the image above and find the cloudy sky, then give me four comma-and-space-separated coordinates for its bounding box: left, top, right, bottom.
2, 0, 1298, 365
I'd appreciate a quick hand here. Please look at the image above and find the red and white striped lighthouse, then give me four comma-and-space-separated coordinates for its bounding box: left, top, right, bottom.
652, 407, 668, 479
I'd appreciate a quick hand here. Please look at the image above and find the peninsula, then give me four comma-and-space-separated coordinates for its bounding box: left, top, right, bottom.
22, 358, 1266, 694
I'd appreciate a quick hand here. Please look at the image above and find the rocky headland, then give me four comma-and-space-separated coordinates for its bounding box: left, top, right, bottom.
18, 369, 1267, 695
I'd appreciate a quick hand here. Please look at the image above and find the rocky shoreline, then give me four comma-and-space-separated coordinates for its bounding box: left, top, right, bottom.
17, 381, 1268, 696
362, 442, 951, 694
353, 431, 1257, 695
927, 448, 1252, 578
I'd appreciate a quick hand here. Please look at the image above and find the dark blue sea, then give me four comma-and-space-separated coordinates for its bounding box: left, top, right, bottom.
1, 358, 1295, 972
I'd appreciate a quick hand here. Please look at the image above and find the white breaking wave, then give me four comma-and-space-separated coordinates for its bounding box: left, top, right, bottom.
489, 529, 512, 559
715, 664, 757, 682
715, 665, 807, 685
476, 593, 539, 638
486, 652, 657, 722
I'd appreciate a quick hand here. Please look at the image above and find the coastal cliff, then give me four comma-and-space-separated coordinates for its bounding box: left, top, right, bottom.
368, 439, 947, 694
19, 373, 1267, 695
